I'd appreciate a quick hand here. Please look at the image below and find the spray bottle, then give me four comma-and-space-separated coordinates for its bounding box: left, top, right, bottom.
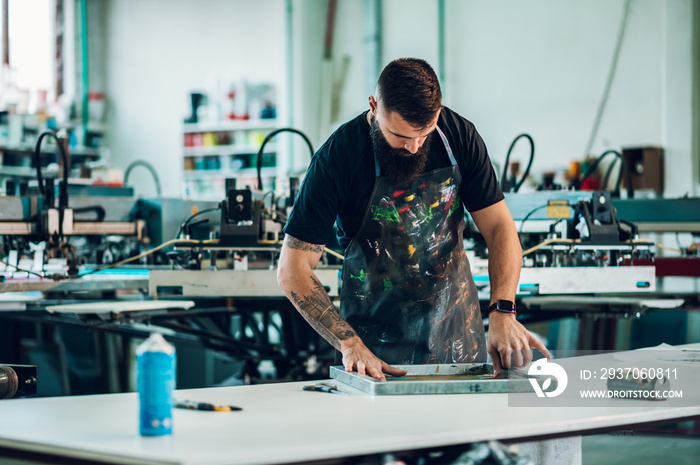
136, 333, 176, 436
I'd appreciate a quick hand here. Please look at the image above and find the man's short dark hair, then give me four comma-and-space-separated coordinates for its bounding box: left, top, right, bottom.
376, 58, 442, 129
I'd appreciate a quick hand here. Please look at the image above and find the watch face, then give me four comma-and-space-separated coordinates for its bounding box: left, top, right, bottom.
497, 300, 515, 311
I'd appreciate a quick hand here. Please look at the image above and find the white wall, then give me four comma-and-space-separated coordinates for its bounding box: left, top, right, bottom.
315, 0, 695, 196
103, 0, 286, 197
694, 2, 700, 194
443, 0, 693, 196
289, 0, 325, 174
382, 0, 440, 70
304, 0, 440, 137
289, 0, 370, 173
100, 0, 695, 198
661, 0, 694, 197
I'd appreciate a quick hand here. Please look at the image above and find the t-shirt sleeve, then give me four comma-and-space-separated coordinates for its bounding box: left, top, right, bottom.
282, 149, 340, 246
459, 122, 504, 213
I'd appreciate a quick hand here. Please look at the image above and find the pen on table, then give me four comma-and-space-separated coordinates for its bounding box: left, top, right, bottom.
174, 399, 243, 412
302, 383, 349, 396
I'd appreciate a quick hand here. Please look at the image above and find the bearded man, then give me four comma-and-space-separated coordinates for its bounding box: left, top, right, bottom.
278, 58, 549, 380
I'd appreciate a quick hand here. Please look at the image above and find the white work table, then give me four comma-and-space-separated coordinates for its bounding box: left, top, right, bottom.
0, 368, 699, 465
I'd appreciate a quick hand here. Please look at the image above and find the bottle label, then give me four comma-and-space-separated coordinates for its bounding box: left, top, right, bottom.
137, 351, 176, 436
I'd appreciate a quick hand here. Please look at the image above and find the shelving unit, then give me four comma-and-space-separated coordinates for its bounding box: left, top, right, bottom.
0, 165, 60, 178
0, 143, 102, 193
181, 119, 280, 200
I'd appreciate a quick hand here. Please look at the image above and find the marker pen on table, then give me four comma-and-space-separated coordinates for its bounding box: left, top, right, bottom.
175, 399, 242, 412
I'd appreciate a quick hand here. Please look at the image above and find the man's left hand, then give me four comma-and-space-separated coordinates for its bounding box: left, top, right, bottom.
487, 312, 552, 376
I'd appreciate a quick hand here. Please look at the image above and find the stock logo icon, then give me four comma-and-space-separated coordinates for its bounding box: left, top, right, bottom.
528, 359, 568, 398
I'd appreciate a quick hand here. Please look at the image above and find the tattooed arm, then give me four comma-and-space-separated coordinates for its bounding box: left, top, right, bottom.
277, 235, 406, 381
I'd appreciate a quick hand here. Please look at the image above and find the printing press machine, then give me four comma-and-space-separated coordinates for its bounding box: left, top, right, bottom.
0, 178, 341, 396
466, 190, 700, 353
1, 173, 699, 397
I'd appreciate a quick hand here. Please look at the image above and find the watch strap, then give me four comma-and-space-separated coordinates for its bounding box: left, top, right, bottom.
487, 299, 516, 316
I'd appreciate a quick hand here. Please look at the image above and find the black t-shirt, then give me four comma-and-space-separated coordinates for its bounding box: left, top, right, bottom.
283, 106, 504, 250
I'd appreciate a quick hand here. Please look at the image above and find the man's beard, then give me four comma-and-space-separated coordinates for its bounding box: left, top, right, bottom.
370, 120, 432, 184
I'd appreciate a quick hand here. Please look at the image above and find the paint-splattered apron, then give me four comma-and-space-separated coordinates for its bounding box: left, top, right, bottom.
340, 127, 486, 364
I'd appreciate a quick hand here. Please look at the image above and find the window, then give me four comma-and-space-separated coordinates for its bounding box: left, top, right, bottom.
1, 0, 54, 114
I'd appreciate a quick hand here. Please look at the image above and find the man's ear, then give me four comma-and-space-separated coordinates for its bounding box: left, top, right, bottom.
368, 95, 377, 116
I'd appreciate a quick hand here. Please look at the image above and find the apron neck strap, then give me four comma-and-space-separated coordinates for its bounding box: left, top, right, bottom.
436, 126, 458, 167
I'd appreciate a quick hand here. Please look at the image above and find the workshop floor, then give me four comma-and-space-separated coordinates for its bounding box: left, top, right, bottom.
582, 433, 700, 464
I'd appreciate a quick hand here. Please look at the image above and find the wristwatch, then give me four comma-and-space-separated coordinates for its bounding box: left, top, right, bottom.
488, 299, 516, 315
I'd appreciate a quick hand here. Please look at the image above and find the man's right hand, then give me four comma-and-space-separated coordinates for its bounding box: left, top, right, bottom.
340, 336, 407, 381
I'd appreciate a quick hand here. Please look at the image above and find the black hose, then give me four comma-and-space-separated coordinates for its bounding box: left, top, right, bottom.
256, 128, 314, 190
500, 133, 534, 193
34, 130, 70, 240
124, 160, 162, 197
601, 157, 628, 196
34, 130, 69, 199
175, 206, 221, 239
602, 157, 619, 191
578, 149, 634, 198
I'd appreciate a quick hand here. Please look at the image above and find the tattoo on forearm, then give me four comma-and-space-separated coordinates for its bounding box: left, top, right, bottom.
285, 236, 324, 253
289, 274, 356, 349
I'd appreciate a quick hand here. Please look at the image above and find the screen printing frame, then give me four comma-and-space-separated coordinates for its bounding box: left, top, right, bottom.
330, 363, 541, 395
